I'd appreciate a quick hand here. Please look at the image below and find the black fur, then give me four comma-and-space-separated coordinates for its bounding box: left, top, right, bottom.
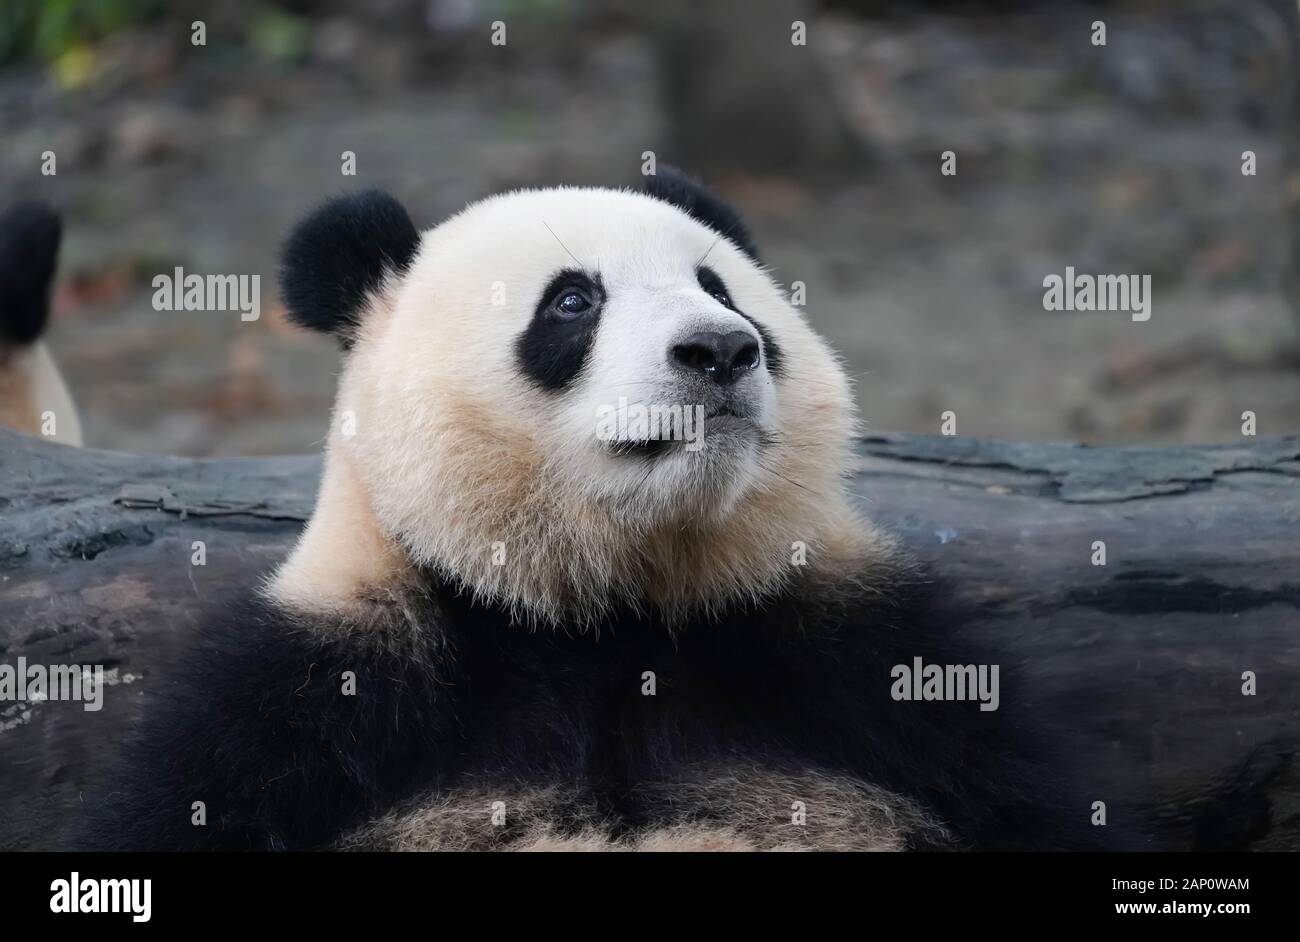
644, 166, 760, 263
0, 202, 61, 346
516, 269, 605, 392
279, 190, 419, 348
74, 562, 1126, 851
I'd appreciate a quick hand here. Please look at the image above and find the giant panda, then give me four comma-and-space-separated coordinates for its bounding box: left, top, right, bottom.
76, 168, 1117, 851
0, 202, 82, 447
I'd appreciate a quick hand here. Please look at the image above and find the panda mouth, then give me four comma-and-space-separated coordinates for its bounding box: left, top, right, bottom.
607, 407, 758, 458
608, 438, 679, 458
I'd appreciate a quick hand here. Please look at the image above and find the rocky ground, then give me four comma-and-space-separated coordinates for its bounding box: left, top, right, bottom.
1, 1, 1296, 456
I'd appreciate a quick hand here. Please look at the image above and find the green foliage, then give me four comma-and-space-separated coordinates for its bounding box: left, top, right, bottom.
0, 0, 163, 66
247, 5, 309, 64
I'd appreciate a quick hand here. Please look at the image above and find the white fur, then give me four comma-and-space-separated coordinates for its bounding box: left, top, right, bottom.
337, 767, 948, 851
0, 340, 82, 447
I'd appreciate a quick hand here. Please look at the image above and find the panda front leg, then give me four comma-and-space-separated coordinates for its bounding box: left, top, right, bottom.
73, 593, 460, 851
710, 573, 1128, 851
794, 622, 1124, 850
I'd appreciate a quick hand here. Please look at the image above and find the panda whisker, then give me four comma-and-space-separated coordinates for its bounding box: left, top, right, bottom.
756, 456, 813, 493
634, 458, 660, 495
695, 233, 723, 268
773, 472, 811, 493
787, 379, 844, 388
762, 433, 835, 448
542, 220, 585, 270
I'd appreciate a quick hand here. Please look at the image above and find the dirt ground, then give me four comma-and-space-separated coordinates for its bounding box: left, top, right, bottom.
2, 2, 1297, 456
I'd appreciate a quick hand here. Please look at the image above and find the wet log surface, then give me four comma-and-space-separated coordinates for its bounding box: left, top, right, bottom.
1, 428, 1297, 850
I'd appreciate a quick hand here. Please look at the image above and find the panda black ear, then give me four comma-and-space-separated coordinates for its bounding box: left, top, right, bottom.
279, 190, 419, 348
643, 165, 759, 263
0, 201, 61, 347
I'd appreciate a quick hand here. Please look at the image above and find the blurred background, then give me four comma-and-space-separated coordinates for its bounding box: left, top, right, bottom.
1, 0, 1297, 456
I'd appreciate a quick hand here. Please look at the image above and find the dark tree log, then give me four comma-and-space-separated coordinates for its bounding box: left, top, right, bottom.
1, 427, 1297, 851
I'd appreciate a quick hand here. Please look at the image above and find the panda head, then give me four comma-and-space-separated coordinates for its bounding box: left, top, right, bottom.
278, 169, 873, 623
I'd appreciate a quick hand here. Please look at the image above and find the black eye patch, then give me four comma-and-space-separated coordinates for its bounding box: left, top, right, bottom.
516, 269, 605, 392
697, 266, 785, 379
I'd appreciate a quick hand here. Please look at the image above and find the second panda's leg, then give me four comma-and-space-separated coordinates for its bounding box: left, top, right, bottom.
0, 202, 82, 446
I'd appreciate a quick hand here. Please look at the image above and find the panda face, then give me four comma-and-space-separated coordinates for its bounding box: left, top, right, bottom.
510, 203, 786, 519
280, 178, 865, 619
351, 187, 848, 526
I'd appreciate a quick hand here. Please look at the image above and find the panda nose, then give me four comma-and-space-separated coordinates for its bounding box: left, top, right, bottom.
670, 330, 761, 386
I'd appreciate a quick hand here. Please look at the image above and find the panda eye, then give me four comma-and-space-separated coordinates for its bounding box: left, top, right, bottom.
555, 290, 591, 317
537, 270, 601, 324
697, 267, 733, 309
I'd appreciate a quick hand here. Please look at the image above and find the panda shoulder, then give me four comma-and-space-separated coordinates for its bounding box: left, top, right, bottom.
137, 586, 459, 767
